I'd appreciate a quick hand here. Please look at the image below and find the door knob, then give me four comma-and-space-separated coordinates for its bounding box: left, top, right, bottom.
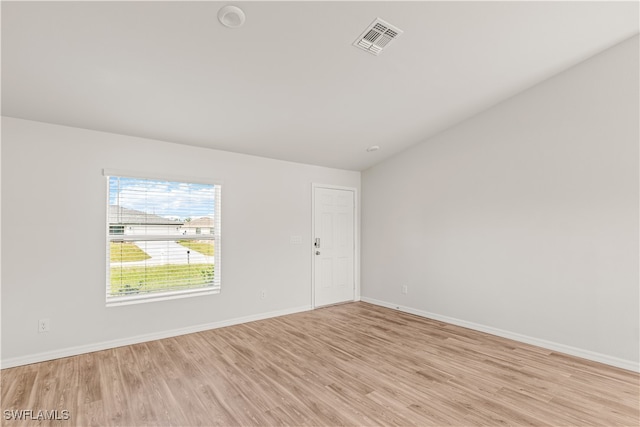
315, 251, 321, 255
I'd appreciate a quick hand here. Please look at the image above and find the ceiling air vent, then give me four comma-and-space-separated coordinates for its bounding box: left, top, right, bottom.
353, 18, 403, 56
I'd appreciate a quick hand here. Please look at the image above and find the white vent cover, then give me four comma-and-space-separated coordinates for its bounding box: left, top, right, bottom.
353, 18, 403, 56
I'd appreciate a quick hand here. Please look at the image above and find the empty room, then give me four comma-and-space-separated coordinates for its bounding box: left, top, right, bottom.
1, 1, 638, 426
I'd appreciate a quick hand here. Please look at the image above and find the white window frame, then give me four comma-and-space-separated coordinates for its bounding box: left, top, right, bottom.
103, 169, 222, 307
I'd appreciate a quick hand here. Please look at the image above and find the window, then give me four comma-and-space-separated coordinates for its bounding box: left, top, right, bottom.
109, 225, 125, 235
105, 170, 221, 305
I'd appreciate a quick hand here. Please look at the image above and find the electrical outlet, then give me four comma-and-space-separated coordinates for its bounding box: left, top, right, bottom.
402, 285, 408, 295
260, 290, 267, 299
38, 318, 50, 333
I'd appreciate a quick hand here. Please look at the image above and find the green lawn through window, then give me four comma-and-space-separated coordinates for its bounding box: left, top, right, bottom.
110, 241, 151, 262
178, 240, 215, 256
110, 264, 214, 296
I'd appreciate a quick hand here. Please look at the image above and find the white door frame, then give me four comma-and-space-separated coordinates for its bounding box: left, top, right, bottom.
311, 183, 359, 309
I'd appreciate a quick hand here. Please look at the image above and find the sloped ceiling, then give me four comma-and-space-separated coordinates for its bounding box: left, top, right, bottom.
2, 1, 638, 170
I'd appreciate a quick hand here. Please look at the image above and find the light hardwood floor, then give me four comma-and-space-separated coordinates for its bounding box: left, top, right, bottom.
1, 302, 638, 426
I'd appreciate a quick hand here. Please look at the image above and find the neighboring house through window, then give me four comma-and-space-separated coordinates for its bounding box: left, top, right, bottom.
181, 217, 215, 235
105, 170, 221, 305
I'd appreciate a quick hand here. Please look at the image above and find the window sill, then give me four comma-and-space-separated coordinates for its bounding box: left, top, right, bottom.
106, 287, 220, 307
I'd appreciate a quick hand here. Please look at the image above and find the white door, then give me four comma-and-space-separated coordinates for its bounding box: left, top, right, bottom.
313, 186, 355, 307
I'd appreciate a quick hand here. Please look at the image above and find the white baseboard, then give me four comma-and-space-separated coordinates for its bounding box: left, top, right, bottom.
1, 305, 312, 369
361, 297, 639, 373
5, 300, 637, 373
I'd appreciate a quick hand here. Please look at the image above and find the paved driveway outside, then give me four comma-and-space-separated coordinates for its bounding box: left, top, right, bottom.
111, 240, 212, 266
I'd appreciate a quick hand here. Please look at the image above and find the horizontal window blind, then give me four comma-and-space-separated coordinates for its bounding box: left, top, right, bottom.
106, 174, 221, 304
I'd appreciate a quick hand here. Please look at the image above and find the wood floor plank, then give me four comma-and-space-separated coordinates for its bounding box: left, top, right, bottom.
1, 302, 638, 426
96, 349, 134, 427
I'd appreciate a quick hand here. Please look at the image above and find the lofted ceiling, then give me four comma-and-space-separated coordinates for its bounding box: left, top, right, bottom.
2, 1, 638, 171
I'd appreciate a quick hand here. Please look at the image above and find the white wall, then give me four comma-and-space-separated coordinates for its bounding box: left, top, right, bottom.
1, 117, 360, 365
362, 36, 639, 370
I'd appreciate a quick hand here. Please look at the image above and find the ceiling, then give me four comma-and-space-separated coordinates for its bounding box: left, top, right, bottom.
2, 1, 638, 171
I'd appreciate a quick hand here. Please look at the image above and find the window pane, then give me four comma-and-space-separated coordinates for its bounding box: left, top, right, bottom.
107, 175, 220, 302
109, 176, 215, 221
109, 241, 215, 296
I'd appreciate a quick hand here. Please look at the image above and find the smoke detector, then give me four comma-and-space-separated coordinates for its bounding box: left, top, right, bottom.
218, 5, 246, 29
353, 18, 403, 56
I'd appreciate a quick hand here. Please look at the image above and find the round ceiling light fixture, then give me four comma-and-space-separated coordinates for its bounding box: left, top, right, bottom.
218, 5, 246, 29
366, 145, 380, 152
